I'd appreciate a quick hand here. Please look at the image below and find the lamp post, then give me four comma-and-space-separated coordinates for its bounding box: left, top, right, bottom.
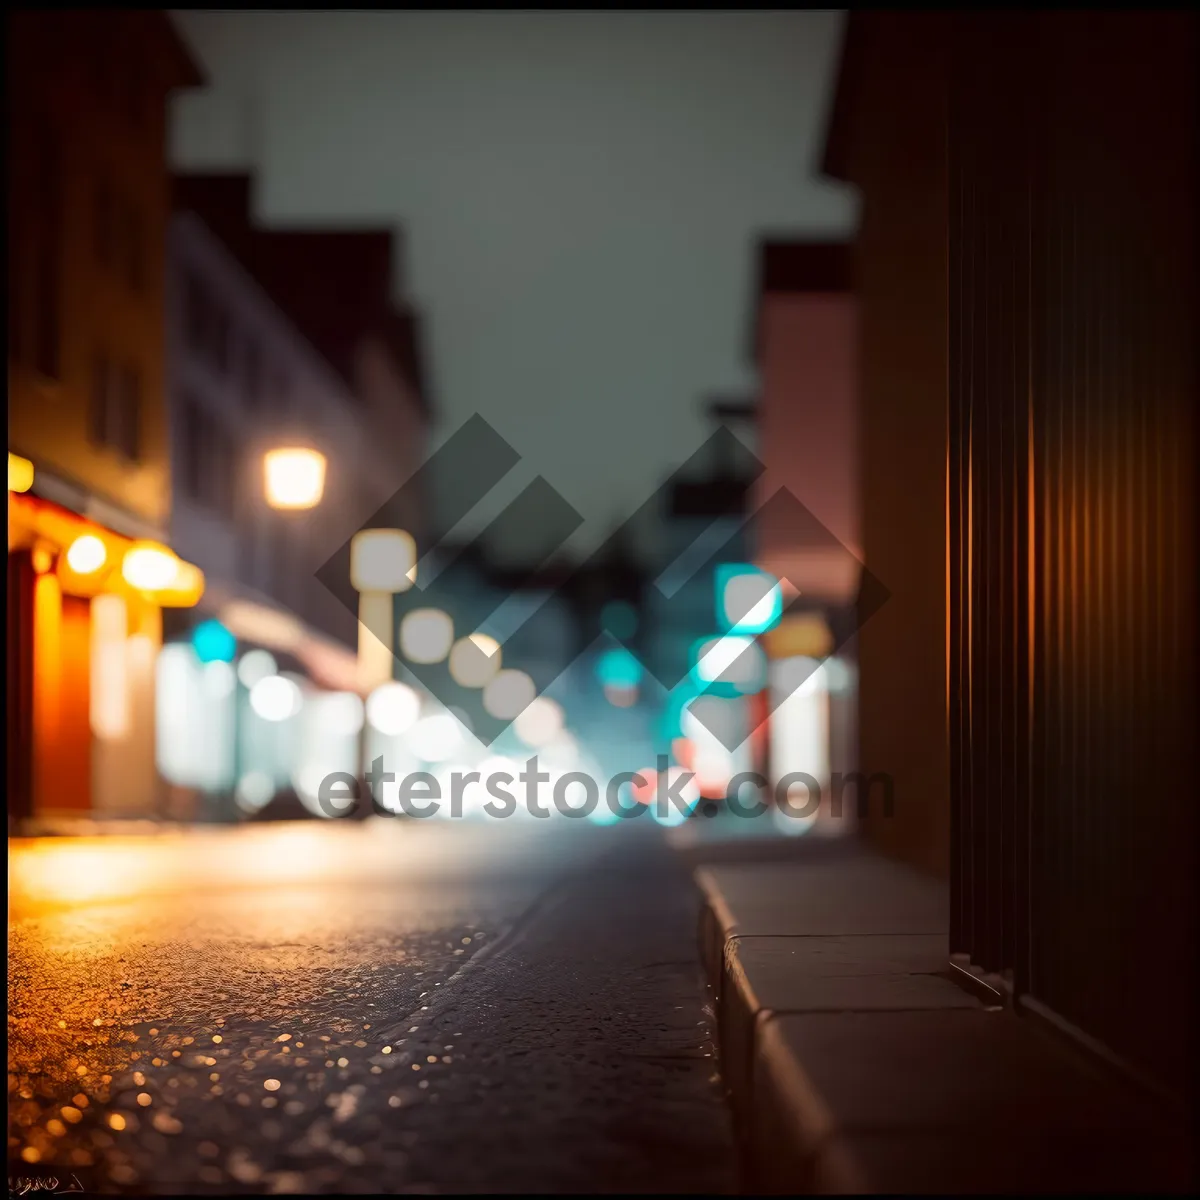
350, 529, 417, 813
350, 528, 417, 693
242, 445, 327, 816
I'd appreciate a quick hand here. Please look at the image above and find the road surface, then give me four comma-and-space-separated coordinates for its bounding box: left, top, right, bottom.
8, 818, 737, 1194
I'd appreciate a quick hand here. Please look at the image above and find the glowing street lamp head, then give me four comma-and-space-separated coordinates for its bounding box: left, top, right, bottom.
350, 528, 417, 593
264, 447, 326, 510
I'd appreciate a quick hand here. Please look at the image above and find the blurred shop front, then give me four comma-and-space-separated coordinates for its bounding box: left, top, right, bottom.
7, 480, 204, 830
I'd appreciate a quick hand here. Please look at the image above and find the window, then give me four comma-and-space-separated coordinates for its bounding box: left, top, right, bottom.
116, 365, 142, 461
182, 271, 233, 375
178, 392, 236, 520
91, 354, 142, 462
179, 395, 204, 501
91, 354, 114, 447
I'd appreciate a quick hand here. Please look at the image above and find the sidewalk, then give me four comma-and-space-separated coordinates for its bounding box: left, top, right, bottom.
684, 836, 1195, 1194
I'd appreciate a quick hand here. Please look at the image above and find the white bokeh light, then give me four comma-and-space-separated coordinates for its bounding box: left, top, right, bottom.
512, 696, 564, 747
399, 608, 454, 664
448, 633, 502, 688
365, 681, 421, 736
482, 669, 536, 720
249, 674, 303, 722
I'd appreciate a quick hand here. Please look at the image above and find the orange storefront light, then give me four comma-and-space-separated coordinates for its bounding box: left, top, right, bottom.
121, 542, 180, 592
66, 534, 108, 575
8, 452, 34, 493
155, 560, 206, 608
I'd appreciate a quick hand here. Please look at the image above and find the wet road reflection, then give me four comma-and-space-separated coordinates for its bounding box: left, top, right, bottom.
8, 821, 573, 1192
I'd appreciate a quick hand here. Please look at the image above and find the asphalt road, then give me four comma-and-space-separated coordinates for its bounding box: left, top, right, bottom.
8, 819, 737, 1194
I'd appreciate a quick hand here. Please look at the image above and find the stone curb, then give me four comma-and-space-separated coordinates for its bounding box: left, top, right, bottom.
696, 864, 880, 1193
694, 856, 1196, 1194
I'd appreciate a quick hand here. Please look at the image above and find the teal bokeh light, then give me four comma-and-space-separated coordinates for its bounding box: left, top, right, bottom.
716, 564, 783, 634
596, 646, 644, 690
192, 619, 236, 664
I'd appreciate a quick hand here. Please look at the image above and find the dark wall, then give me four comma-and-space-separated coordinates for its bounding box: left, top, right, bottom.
835, 12, 951, 877
947, 12, 1198, 1102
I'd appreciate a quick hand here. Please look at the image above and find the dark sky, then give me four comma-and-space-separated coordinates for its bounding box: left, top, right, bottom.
170, 11, 855, 563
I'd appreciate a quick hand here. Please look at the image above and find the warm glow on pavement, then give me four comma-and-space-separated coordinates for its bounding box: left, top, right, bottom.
8, 820, 597, 917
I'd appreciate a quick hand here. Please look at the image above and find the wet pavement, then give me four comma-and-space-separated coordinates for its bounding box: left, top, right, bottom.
8, 820, 736, 1194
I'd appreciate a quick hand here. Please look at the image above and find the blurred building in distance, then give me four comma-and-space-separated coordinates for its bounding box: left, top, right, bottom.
643, 414, 762, 805
172, 172, 430, 540
167, 210, 378, 678
6, 11, 205, 829
745, 242, 860, 822
161, 178, 435, 817
750, 241, 858, 598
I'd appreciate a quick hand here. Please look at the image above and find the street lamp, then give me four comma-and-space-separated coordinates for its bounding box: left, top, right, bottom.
350, 528, 417, 692
263, 447, 326, 511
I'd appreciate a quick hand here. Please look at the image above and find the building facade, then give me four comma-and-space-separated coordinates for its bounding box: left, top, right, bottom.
821, 12, 952, 877
750, 241, 860, 811
171, 172, 430, 543
160, 184, 434, 816
166, 210, 391, 678
7, 12, 205, 828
